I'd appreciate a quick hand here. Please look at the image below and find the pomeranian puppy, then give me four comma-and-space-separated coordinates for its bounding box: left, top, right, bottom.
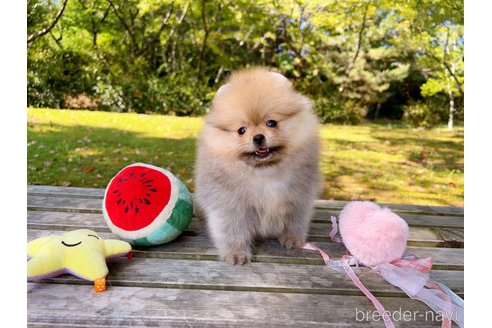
195, 67, 320, 265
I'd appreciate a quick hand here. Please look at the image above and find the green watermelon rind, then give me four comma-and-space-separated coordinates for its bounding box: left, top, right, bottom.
125, 221, 182, 246
166, 178, 193, 232
102, 163, 193, 245
126, 182, 193, 246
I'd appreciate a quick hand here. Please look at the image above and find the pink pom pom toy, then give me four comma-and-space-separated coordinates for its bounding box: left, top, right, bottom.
300, 201, 464, 328
338, 201, 409, 266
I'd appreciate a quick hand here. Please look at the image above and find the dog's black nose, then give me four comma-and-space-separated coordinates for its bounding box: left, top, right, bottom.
253, 134, 266, 146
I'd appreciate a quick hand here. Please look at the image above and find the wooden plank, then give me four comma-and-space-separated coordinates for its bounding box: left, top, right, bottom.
309, 222, 464, 248
312, 209, 463, 228
435, 228, 464, 248
34, 257, 464, 297
314, 199, 464, 217
28, 195, 103, 214
27, 203, 464, 230
27, 209, 458, 249
27, 185, 105, 199
27, 208, 463, 233
27, 185, 464, 217
28, 284, 444, 327
26, 185, 463, 328
27, 229, 464, 270
307, 222, 452, 247
27, 211, 108, 231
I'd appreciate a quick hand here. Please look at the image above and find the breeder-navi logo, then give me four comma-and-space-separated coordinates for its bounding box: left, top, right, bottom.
355, 307, 459, 323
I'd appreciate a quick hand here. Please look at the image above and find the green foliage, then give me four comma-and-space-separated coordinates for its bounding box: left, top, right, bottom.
28, 41, 96, 108
315, 97, 367, 124
402, 100, 446, 129
27, 0, 464, 125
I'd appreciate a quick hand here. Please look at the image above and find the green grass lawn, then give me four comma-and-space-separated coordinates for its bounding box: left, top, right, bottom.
27, 108, 464, 207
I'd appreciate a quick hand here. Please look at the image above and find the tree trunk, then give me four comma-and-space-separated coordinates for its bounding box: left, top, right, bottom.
447, 38, 457, 131
375, 102, 381, 120
91, 19, 98, 47
447, 88, 454, 131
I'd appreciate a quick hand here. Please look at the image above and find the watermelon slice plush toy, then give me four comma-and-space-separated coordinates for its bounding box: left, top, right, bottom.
103, 163, 193, 246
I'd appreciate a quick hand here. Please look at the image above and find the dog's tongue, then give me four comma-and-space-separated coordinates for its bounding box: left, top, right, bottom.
256, 147, 269, 157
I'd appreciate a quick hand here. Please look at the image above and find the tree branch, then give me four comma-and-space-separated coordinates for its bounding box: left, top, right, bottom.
49, 30, 63, 49
100, 3, 112, 24
442, 60, 463, 94
27, 0, 69, 44
340, 0, 371, 92
164, 3, 189, 69
427, 52, 464, 95
351, 0, 371, 67
136, 1, 175, 56
197, 0, 210, 75
108, 0, 139, 56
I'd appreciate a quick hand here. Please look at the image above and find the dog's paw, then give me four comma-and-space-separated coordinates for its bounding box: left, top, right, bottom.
223, 251, 251, 265
278, 235, 304, 249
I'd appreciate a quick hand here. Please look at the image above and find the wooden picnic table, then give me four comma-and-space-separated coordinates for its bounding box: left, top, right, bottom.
27, 185, 464, 327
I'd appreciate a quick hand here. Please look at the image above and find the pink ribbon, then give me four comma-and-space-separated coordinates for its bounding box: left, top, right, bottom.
300, 242, 331, 264
391, 256, 433, 273
340, 255, 395, 328
299, 216, 464, 328
376, 262, 463, 327
329, 216, 343, 243
389, 254, 462, 327
300, 242, 395, 328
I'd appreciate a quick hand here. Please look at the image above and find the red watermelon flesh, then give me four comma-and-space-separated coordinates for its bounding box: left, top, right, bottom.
104, 165, 171, 231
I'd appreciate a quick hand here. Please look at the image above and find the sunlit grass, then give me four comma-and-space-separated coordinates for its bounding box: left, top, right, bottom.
28, 108, 463, 206
319, 122, 463, 206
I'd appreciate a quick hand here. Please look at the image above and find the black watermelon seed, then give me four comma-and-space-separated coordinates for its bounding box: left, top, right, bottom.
149, 188, 157, 192
146, 193, 151, 197
130, 172, 135, 178
139, 198, 143, 204
125, 205, 129, 213
140, 173, 146, 177
117, 198, 122, 205
135, 206, 139, 213
144, 198, 150, 205
113, 190, 119, 194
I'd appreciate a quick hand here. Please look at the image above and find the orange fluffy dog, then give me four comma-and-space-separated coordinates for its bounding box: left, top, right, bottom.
195, 67, 320, 264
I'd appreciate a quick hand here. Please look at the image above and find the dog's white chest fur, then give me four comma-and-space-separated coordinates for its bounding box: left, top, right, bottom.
248, 172, 291, 237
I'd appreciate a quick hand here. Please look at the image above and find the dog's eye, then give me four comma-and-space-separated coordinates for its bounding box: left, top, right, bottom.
266, 120, 277, 128
238, 127, 247, 135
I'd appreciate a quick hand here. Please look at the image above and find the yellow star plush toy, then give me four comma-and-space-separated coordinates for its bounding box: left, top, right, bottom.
27, 229, 132, 292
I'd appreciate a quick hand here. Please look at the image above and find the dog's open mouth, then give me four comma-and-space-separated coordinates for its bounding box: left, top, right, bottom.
253, 146, 281, 160
255, 147, 270, 158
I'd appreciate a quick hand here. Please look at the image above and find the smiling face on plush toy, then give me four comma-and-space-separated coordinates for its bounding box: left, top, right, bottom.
60, 230, 100, 248
27, 229, 131, 282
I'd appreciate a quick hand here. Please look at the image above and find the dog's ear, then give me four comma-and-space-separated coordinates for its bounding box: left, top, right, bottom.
269, 72, 293, 87
216, 83, 230, 95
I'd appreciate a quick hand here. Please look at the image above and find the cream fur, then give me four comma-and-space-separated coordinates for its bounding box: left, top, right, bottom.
195, 67, 321, 264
